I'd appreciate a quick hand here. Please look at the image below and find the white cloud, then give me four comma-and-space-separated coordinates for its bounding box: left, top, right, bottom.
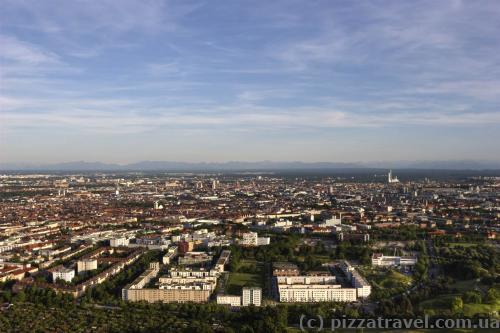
0, 35, 59, 64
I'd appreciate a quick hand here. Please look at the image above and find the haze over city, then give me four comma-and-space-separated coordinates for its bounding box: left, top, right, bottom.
1, 0, 500, 164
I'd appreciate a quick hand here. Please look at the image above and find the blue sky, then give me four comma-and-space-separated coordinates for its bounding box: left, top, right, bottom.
1, 0, 499, 164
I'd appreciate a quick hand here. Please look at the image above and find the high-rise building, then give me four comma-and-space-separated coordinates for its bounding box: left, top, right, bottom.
242, 287, 261, 306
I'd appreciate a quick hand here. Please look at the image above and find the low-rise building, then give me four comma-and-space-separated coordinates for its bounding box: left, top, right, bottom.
216, 294, 241, 307
371, 253, 417, 267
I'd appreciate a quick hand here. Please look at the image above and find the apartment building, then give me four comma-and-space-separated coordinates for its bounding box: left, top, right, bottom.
339, 261, 371, 298
277, 284, 357, 303
371, 253, 417, 267
217, 294, 242, 307
52, 266, 75, 283
242, 287, 262, 306
77, 258, 98, 273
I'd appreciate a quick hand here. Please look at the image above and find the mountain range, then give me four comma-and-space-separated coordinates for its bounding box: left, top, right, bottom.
1, 160, 500, 171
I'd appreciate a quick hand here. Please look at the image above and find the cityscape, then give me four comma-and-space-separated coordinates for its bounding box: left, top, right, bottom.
0, 169, 498, 331
1, 0, 500, 332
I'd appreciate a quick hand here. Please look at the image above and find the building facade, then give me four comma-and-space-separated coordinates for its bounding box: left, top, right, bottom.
242, 287, 262, 306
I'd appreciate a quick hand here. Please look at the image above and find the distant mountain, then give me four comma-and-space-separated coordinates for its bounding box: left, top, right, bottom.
1, 160, 499, 171
126, 160, 363, 171
366, 160, 500, 170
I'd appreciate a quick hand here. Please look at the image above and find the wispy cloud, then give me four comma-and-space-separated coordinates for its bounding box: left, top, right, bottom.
1, 0, 499, 162
0, 34, 60, 64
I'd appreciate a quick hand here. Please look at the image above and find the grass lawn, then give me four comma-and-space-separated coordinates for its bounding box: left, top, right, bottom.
379, 270, 412, 288
226, 272, 262, 294
238, 258, 259, 266
445, 242, 479, 248
463, 302, 500, 317
363, 268, 412, 288
419, 294, 458, 312
420, 294, 500, 317
449, 279, 488, 293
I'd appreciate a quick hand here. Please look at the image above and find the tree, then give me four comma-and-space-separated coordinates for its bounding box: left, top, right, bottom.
450, 296, 463, 313
486, 288, 499, 304
463, 291, 482, 304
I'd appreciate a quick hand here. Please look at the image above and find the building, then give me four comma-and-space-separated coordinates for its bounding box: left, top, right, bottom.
388, 170, 400, 183
123, 263, 215, 303
52, 266, 75, 283
274, 264, 370, 302
216, 294, 242, 307
123, 287, 212, 303
240, 232, 270, 247
339, 261, 371, 298
110, 237, 129, 247
322, 216, 342, 227
213, 250, 231, 273
240, 232, 258, 246
275, 275, 357, 303
77, 258, 98, 273
257, 237, 270, 246
276, 276, 336, 285
178, 240, 194, 254
0, 262, 37, 282
272, 262, 300, 276
278, 284, 357, 303
178, 252, 213, 266
162, 246, 178, 265
169, 267, 214, 278
242, 287, 262, 306
371, 253, 417, 267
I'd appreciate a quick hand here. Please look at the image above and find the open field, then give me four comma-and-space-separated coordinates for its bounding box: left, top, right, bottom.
420, 294, 500, 317
226, 272, 262, 294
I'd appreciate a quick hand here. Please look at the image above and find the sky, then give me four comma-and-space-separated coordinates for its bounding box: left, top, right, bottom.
1, 0, 499, 164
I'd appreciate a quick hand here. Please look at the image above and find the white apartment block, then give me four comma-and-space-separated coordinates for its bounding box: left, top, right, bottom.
52, 267, 75, 283
257, 237, 270, 246
339, 261, 371, 298
110, 237, 129, 247
242, 287, 262, 306
241, 232, 258, 246
278, 284, 357, 303
77, 258, 98, 273
216, 294, 242, 307
240, 232, 271, 247
168, 267, 215, 278
276, 275, 336, 285
371, 253, 417, 267
162, 246, 178, 265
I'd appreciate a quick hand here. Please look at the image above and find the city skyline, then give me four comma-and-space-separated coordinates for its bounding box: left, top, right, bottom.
1, 0, 500, 163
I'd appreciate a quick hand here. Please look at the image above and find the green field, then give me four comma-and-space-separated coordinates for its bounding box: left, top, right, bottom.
419, 294, 458, 313
463, 302, 500, 317
445, 242, 480, 248
420, 294, 500, 317
226, 272, 262, 294
449, 279, 487, 293
362, 267, 413, 289
378, 270, 412, 288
